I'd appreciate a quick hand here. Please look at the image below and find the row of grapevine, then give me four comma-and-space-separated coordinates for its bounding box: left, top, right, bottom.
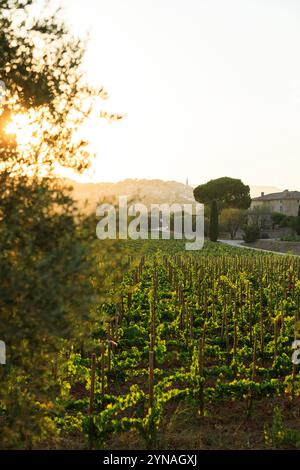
53, 251, 300, 448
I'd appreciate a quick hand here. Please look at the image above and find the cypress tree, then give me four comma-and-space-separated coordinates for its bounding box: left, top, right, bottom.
296, 205, 300, 236
209, 200, 219, 242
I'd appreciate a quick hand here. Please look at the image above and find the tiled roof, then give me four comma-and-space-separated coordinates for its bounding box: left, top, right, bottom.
252, 190, 300, 201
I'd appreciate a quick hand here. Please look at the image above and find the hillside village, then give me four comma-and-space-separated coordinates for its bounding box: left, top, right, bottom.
66, 177, 282, 213
65, 178, 194, 212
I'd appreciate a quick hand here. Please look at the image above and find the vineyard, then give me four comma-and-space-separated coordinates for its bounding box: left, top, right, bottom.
41, 241, 300, 450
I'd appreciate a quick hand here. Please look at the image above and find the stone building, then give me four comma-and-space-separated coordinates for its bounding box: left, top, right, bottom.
251, 190, 300, 216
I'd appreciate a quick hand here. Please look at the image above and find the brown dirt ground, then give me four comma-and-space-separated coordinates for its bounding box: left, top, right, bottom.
101, 396, 300, 450
39, 387, 300, 450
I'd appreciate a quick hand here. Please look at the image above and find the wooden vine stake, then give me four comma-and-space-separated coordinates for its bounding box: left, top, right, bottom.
225, 307, 230, 357
189, 308, 194, 341
221, 292, 227, 340
198, 323, 206, 417
273, 317, 278, 363
292, 305, 300, 398
149, 350, 154, 409
107, 325, 112, 393
149, 294, 156, 409
88, 353, 97, 450
53, 353, 58, 381
233, 314, 238, 360
89, 353, 96, 415
100, 341, 105, 396
280, 300, 284, 334
260, 289, 264, 359
245, 330, 258, 419
252, 332, 257, 380
249, 290, 253, 344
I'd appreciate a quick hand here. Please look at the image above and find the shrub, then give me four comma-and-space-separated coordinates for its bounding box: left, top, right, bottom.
272, 212, 298, 230
272, 212, 288, 227
281, 235, 300, 242
219, 208, 247, 240
242, 224, 260, 243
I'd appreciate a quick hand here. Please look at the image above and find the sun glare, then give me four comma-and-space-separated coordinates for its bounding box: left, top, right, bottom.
5, 112, 41, 147
4, 105, 123, 182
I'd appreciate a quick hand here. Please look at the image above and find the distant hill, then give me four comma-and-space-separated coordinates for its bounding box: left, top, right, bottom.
61, 178, 282, 213
63, 178, 195, 213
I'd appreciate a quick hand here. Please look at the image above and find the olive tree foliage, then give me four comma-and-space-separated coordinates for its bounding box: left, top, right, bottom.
0, 0, 122, 448
1, 1, 124, 174
247, 204, 272, 230
220, 208, 247, 240
0, 0, 112, 344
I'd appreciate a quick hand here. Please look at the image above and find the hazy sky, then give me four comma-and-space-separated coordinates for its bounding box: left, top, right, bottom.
60, 0, 300, 188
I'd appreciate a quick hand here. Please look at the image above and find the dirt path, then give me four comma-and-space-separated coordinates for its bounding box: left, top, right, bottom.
244, 240, 300, 256
219, 239, 300, 256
